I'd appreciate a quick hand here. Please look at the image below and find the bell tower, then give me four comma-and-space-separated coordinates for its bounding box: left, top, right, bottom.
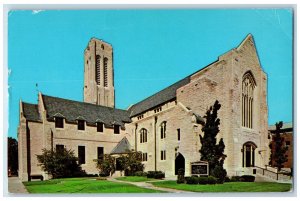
83, 38, 115, 107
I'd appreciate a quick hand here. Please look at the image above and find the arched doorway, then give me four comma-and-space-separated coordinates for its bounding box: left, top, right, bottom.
242, 142, 257, 167
175, 153, 185, 175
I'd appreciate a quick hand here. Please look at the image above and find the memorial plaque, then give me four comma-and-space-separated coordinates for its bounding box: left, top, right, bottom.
191, 161, 209, 175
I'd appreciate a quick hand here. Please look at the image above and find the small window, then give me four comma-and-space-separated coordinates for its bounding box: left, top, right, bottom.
78, 146, 85, 164
78, 120, 85, 130
286, 141, 290, 146
177, 129, 181, 141
97, 147, 104, 160
55, 117, 64, 128
137, 114, 144, 120
140, 128, 147, 143
114, 125, 120, 134
142, 153, 148, 161
154, 107, 162, 113
97, 123, 104, 132
56, 144, 64, 153
161, 150, 166, 160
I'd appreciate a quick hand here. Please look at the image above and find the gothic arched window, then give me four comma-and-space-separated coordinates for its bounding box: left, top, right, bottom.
95, 55, 101, 85
140, 128, 147, 143
104, 57, 108, 87
160, 121, 166, 139
242, 72, 256, 128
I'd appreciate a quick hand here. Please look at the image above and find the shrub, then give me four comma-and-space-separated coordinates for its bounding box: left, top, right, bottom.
207, 176, 217, 184
99, 172, 109, 177
177, 168, 185, 184
134, 171, 145, 176
147, 171, 156, 178
198, 177, 208, 185
154, 171, 165, 179
224, 176, 231, 182
36, 148, 86, 179
95, 154, 116, 177
230, 176, 241, 182
197, 176, 217, 185
147, 171, 165, 179
240, 175, 255, 182
211, 165, 227, 184
186, 176, 199, 184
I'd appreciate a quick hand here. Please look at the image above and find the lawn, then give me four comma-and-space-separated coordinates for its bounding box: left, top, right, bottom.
151, 181, 292, 192
116, 176, 158, 182
23, 177, 164, 193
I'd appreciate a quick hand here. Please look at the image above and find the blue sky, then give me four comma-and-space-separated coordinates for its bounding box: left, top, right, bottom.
7, 9, 293, 139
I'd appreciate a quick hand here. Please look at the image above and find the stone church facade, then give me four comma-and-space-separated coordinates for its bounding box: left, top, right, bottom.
18, 34, 269, 181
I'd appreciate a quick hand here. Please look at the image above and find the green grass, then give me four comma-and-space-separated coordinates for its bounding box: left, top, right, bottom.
151, 181, 292, 192
23, 177, 164, 193
116, 176, 157, 182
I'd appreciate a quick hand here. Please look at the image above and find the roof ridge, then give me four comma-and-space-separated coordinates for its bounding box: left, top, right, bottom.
22, 101, 37, 106
41, 94, 128, 112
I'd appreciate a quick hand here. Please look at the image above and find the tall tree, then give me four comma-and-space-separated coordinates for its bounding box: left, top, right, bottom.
199, 100, 227, 182
8, 137, 18, 175
271, 121, 288, 171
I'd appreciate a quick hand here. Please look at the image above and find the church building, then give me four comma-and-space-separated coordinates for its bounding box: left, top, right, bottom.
18, 34, 270, 181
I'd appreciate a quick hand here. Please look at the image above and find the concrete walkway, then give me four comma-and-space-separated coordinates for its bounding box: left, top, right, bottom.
8, 176, 28, 194
107, 178, 193, 193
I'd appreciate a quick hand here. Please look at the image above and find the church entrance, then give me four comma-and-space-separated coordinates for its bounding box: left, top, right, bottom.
242, 142, 257, 167
175, 153, 185, 175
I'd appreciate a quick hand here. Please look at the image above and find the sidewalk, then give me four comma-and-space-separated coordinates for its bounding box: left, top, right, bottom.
107, 178, 193, 193
8, 176, 28, 194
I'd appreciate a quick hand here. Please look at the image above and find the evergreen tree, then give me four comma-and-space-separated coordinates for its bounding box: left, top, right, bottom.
8, 137, 18, 175
272, 121, 288, 171
199, 100, 227, 182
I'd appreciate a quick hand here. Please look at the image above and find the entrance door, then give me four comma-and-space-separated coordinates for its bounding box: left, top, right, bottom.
245, 146, 251, 167
175, 153, 185, 175
242, 142, 257, 167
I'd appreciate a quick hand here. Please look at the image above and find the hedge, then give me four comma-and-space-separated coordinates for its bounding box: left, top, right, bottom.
147, 171, 165, 179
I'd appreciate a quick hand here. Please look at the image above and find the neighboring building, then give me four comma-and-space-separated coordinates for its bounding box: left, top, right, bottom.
18, 34, 270, 181
268, 122, 293, 169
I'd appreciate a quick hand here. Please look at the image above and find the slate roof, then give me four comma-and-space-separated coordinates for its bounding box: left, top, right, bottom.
42, 94, 131, 128
22, 102, 41, 122
110, 137, 131, 154
128, 76, 191, 117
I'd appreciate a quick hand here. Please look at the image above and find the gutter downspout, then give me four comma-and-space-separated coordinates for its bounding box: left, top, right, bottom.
135, 123, 138, 151
154, 116, 157, 171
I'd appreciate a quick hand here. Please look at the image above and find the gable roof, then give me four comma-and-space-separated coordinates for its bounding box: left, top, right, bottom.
22, 102, 41, 122
42, 94, 131, 128
110, 137, 131, 154
128, 76, 191, 117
